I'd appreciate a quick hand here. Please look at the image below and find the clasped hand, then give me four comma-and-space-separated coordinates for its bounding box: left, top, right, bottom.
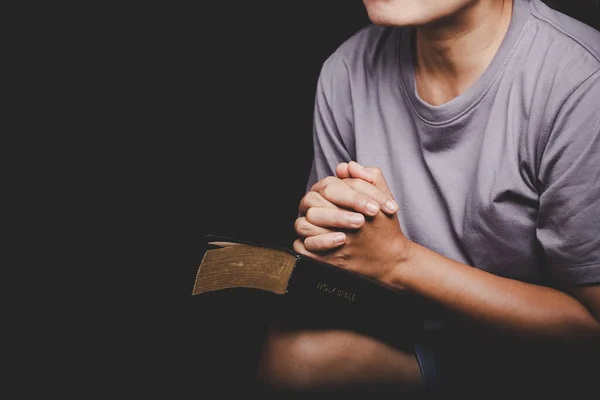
293, 161, 412, 282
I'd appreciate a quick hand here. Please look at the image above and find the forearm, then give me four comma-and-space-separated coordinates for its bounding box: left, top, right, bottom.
383, 241, 600, 343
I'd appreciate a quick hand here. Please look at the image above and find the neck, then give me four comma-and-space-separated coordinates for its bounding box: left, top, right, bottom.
414, 0, 513, 105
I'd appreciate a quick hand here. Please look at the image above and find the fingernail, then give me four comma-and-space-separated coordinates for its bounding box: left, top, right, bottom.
334, 233, 345, 243
354, 162, 364, 168
349, 214, 364, 226
386, 199, 398, 213
366, 201, 379, 214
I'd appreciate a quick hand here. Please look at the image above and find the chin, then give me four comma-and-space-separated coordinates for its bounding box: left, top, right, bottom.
363, 2, 423, 27
362, 0, 469, 27
366, 12, 414, 27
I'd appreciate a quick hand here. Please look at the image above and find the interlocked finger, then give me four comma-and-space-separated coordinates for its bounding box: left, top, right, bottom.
346, 161, 393, 195
305, 207, 365, 229
311, 177, 381, 217
343, 178, 398, 214
303, 232, 346, 252
299, 191, 337, 216
294, 217, 337, 238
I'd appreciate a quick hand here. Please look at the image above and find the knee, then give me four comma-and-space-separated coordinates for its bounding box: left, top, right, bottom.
255, 330, 317, 391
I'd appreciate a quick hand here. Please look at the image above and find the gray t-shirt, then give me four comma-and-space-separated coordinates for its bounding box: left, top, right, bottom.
307, 0, 600, 286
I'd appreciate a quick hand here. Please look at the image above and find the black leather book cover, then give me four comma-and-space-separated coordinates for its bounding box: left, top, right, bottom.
201, 235, 443, 335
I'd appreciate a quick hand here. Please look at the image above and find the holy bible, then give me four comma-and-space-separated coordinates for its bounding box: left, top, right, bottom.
192, 235, 441, 333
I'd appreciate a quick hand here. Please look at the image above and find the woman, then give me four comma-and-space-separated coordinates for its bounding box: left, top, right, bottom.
257, 0, 600, 396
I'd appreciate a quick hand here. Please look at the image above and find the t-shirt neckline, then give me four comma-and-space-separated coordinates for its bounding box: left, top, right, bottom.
399, 0, 531, 125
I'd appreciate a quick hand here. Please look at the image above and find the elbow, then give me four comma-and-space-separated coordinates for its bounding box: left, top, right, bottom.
255, 328, 316, 392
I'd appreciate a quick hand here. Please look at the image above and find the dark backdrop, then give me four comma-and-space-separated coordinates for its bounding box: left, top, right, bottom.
92, 1, 370, 397
82, 0, 599, 397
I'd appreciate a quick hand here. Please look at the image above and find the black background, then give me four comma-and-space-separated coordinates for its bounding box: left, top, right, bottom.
90, 1, 371, 397
23, 0, 599, 398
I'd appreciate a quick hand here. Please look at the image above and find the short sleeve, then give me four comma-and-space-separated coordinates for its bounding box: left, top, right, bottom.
305, 52, 355, 192
536, 69, 600, 285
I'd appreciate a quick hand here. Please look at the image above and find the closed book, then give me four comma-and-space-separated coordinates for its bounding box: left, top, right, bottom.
192, 235, 442, 334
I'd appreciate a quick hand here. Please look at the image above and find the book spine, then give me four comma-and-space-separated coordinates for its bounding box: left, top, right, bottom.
284, 255, 441, 334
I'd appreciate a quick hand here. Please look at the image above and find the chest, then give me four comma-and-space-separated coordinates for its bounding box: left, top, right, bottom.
351, 86, 548, 282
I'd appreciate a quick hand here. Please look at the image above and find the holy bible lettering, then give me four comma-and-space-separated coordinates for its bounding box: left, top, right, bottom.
316, 281, 357, 302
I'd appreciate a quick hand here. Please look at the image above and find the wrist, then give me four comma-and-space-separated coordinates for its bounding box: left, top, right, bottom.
381, 236, 415, 290
397, 235, 414, 266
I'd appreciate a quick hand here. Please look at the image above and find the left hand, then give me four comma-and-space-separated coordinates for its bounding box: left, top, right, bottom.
294, 162, 412, 282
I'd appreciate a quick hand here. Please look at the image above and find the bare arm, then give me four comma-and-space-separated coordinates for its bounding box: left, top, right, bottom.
294, 162, 600, 344
256, 163, 599, 393
383, 239, 600, 343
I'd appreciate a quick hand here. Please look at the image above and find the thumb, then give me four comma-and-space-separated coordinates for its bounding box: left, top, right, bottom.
347, 161, 392, 196
335, 162, 350, 179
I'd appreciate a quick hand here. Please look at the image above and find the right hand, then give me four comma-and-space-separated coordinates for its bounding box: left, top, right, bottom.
294, 162, 398, 252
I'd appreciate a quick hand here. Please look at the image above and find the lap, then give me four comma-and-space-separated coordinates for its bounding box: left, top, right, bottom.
257, 305, 598, 398
256, 304, 423, 397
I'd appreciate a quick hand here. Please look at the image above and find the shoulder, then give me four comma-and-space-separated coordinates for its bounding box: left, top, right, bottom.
527, 0, 600, 73
524, 1, 600, 121
513, 1, 600, 138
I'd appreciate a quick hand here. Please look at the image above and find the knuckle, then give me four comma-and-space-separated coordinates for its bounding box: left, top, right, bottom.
330, 211, 340, 227
305, 191, 320, 203
294, 217, 303, 232
305, 208, 326, 226
320, 182, 337, 199
322, 176, 336, 186
300, 192, 316, 209
346, 178, 360, 188
293, 239, 304, 253
294, 218, 310, 236
323, 177, 342, 192
320, 177, 337, 192
304, 237, 319, 251
299, 197, 308, 212
343, 178, 355, 188
352, 192, 367, 209
374, 191, 388, 205
329, 235, 342, 247
333, 211, 347, 227
332, 254, 349, 269
305, 207, 315, 222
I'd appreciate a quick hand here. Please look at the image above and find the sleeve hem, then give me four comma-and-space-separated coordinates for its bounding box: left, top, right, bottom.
551, 262, 600, 285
